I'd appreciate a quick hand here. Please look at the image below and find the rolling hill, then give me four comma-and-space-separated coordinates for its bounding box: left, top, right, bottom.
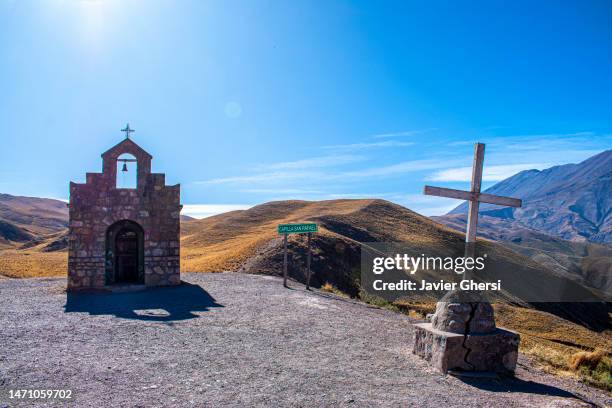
1, 196, 608, 310
181, 200, 593, 297
0, 193, 608, 305
0, 194, 68, 249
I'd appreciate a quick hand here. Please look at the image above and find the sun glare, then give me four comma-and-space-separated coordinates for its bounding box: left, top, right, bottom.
74, 0, 117, 52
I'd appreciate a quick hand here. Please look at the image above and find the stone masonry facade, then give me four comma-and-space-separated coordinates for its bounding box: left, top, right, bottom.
68, 138, 181, 291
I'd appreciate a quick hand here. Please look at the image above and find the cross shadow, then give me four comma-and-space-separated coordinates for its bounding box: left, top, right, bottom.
457, 375, 589, 403
64, 282, 223, 321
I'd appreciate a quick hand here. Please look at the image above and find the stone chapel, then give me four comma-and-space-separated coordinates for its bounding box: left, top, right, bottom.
68, 133, 181, 291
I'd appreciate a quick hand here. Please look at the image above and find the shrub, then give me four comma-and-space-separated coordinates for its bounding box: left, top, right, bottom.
321, 282, 335, 293
568, 349, 611, 391
321, 282, 349, 298
568, 349, 604, 371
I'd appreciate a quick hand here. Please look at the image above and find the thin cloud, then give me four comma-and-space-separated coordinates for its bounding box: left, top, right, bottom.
371, 128, 437, 139
194, 171, 320, 185
427, 163, 550, 182
253, 191, 407, 204
414, 203, 460, 216
239, 188, 324, 194
396, 194, 460, 216
450, 131, 597, 149
196, 158, 459, 186
337, 159, 461, 179
197, 154, 364, 185
323, 140, 414, 150
261, 154, 363, 170
181, 204, 253, 219
318, 192, 404, 199
448, 140, 477, 147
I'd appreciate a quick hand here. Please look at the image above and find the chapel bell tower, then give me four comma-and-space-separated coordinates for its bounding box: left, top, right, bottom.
68, 126, 181, 291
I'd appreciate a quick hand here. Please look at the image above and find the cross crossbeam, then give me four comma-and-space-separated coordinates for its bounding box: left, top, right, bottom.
424, 142, 522, 243
423, 186, 522, 208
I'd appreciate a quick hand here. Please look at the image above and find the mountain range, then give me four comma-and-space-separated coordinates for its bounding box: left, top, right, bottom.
434, 149, 612, 294
448, 149, 612, 244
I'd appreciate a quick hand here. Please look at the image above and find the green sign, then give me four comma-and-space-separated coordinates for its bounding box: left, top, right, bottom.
278, 223, 318, 234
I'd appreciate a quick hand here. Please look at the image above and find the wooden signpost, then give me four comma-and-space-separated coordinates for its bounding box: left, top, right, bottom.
277, 223, 318, 289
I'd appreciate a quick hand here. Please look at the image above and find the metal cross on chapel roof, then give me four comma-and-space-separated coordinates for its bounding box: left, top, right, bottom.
121, 123, 135, 139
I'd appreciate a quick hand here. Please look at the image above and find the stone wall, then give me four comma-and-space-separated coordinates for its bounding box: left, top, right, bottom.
68, 138, 181, 291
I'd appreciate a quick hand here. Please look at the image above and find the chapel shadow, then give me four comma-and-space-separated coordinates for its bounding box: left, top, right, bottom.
458, 375, 584, 401
64, 281, 223, 321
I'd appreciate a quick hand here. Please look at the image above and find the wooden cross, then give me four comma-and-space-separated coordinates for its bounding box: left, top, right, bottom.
424, 143, 522, 243
121, 123, 135, 139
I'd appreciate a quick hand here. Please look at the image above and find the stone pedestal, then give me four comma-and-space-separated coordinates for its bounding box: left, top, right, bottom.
413, 298, 520, 374
413, 322, 520, 373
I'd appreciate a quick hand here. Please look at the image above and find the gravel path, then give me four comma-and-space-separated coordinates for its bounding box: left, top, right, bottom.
0, 273, 609, 407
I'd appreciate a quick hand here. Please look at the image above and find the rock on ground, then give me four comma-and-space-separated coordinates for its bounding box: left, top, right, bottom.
0, 273, 609, 407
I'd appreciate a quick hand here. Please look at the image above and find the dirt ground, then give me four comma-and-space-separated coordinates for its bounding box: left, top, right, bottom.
0, 273, 609, 407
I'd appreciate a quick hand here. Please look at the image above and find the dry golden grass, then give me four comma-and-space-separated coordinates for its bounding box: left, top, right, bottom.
568, 349, 605, 371
320, 282, 350, 298
494, 303, 611, 354
495, 303, 612, 390
0, 198, 544, 282
525, 345, 612, 391
392, 300, 437, 317
181, 199, 376, 273
321, 282, 335, 292
0, 249, 67, 278
1, 200, 378, 277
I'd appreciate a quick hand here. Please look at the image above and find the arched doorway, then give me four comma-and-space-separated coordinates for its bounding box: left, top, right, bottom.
106, 220, 144, 285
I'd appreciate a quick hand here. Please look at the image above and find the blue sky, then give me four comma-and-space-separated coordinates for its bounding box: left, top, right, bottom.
1, 0, 611, 218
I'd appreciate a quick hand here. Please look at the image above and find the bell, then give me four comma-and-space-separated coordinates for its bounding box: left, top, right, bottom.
121, 162, 128, 172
